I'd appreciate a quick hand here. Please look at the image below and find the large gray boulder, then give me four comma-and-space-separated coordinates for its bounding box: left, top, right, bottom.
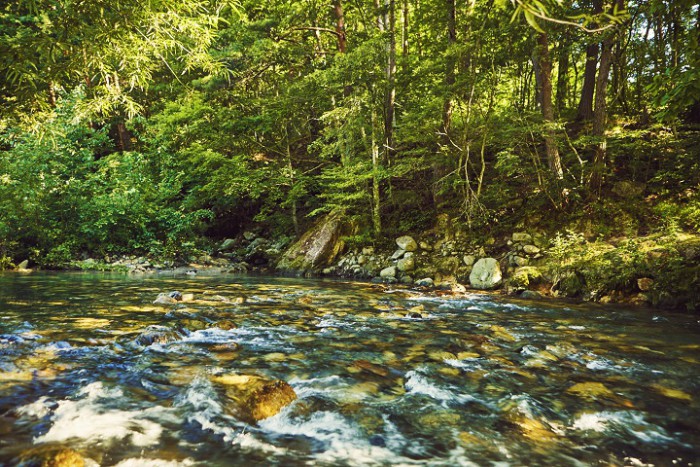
276, 213, 356, 274
469, 258, 503, 290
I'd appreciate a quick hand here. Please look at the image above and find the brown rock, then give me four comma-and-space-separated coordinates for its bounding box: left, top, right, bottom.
637, 277, 654, 292
18, 446, 85, 467
213, 373, 297, 423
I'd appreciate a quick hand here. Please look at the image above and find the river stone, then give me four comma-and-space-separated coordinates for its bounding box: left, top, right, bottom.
415, 277, 434, 287
397, 256, 415, 272
135, 326, 183, 346
276, 212, 357, 273
214, 373, 297, 423
400, 275, 414, 285
637, 277, 654, 291
154, 293, 178, 305
380, 266, 397, 278
391, 249, 406, 260
396, 236, 418, 252
523, 245, 541, 255
512, 255, 529, 267
462, 255, 476, 267
509, 267, 542, 288
419, 241, 433, 251
512, 232, 532, 244
521, 290, 543, 300
17, 445, 85, 467
437, 256, 460, 275
469, 258, 502, 289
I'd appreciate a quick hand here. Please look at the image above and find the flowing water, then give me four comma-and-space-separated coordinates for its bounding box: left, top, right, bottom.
0, 272, 699, 466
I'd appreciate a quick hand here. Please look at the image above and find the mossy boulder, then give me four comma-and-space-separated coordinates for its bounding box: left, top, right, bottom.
276, 212, 357, 274
509, 267, 543, 289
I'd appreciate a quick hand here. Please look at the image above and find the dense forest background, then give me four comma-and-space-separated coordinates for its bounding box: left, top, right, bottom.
0, 0, 699, 270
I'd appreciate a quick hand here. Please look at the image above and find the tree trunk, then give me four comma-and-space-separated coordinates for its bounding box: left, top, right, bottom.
442, 0, 456, 136
555, 35, 569, 116
333, 0, 347, 54
590, 38, 614, 195
535, 33, 563, 179
285, 123, 299, 236
371, 109, 382, 235
48, 81, 57, 107
576, 42, 598, 121
333, 0, 352, 96
591, 0, 626, 195
401, 0, 409, 58
577, 0, 603, 121
384, 0, 396, 164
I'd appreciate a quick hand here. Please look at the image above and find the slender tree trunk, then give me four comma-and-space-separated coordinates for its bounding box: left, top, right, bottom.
333, 0, 352, 96
434, 0, 457, 209
442, 0, 456, 136
285, 124, 299, 236
577, 0, 603, 121
555, 35, 570, 116
591, 0, 626, 195
333, 0, 347, 54
590, 38, 615, 195
402, 0, 409, 58
384, 0, 396, 163
48, 81, 57, 107
535, 33, 564, 179
371, 109, 382, 235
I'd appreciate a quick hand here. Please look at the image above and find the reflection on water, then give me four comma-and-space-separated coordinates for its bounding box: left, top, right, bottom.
0, 272, 699, 466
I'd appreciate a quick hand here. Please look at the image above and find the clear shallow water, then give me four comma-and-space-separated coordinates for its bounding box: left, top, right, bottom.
0, 272, 699, 466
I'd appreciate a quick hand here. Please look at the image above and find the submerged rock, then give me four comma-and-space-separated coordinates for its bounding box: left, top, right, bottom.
213, 373, 297, 423
16, 445, 85, 467
135, 326, 184, 346
153, 292, 182, 305
469, 258, 502, 290
415, 277, 434, 287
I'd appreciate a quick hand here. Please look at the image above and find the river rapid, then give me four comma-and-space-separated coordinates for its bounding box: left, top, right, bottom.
0, 272, 698, 466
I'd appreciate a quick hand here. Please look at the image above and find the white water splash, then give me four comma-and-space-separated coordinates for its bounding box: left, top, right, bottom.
16, 396, 53, 419
404, 371, 477, 406
34, 382, 167, 447
114, 459, 195, 467
174, 376, 286, 456
260, 411, 418, 466
571, 411, 678, 445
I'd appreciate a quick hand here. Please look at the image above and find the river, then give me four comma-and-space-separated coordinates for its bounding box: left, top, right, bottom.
0, 272, 698, 466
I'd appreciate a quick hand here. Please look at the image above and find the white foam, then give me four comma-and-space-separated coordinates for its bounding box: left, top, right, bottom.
571, 411, 677, 445
571, 412, 608, 432
16, 396, 52, 418
114, 459, 195, 467
173, 376, 284, 455
260, 411, 410, 466
34, 382, 166, 447
404, 371, 476, 406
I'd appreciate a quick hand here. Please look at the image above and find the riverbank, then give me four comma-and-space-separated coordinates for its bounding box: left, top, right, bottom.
5, 221, 699, 312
